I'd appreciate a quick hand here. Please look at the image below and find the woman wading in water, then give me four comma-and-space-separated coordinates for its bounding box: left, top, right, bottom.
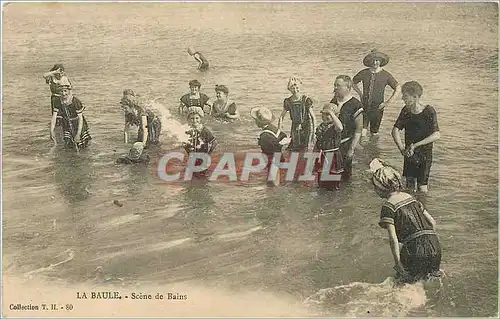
211, 85, 239, 121
278, 77, 315, 152
50, 85, 91, 151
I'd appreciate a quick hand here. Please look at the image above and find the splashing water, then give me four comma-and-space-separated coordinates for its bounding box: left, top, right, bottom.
147, 99, 190, 144
303, 277, 427, 317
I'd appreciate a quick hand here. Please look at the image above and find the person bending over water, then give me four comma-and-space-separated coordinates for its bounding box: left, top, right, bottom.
187, 47, 209, 71
179, 80, 212, 116
278, 77, 315, 152
120, 89, 162, 147
212, 85, 239, 121
50, 85, 91, 151
371, 159, 443, 284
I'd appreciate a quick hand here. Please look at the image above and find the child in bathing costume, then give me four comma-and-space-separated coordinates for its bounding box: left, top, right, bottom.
370, 159, 443, 283
391, 81, 440, 193
251, 106, 289, 186
313, 104, 344, 190
183, 107, 218, 177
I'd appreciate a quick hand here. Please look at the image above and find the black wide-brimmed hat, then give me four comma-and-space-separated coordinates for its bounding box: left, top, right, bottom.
363, 49, 390, 67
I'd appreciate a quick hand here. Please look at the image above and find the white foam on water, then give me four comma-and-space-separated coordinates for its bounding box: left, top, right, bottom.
303, 277, 427, 317
147, 99, 190, 144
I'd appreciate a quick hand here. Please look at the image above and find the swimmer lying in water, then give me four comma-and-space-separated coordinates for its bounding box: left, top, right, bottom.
116, 142, 150, 164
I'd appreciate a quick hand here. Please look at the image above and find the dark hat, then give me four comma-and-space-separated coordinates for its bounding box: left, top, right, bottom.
50, 63, 65, 72
189, 79, 201, 87
363, 49, 390, 67
215, 84, 229, 94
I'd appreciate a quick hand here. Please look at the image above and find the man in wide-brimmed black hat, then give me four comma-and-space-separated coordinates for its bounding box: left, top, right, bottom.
353, 49, 400, 137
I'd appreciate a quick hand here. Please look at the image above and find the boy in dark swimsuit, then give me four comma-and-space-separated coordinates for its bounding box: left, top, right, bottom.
391, 81, 440, 193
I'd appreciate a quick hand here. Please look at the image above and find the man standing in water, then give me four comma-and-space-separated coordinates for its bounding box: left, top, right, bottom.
392, 81, 440, 193
329, 75, 363, 180
353, 49, 400, 137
